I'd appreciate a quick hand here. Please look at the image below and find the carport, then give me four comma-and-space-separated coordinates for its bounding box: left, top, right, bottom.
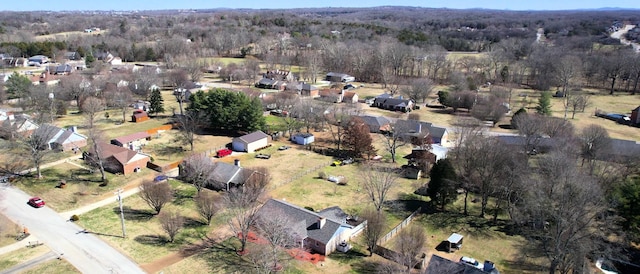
446, 233, 464, 253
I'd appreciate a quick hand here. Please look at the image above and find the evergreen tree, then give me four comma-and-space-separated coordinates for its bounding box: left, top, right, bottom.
614, 178, 640, 240
511, 107, 527, 129
189, 89, 265, 132
536, 91, 552, 116
148, 88, 165, 116
427, 158, 458, 211
5, 72, 32, 99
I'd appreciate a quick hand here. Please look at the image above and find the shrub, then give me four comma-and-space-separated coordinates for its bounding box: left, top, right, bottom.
70, 215, 80, 221
304, 206, 315, 212
318, 171, 326, 179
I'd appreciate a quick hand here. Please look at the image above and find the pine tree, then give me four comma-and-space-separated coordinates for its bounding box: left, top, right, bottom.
148, 88, 165, 116
536, 91, 552, 116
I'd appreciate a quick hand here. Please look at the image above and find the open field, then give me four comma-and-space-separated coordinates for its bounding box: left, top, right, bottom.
14, 162, 158, 212
34, 30, 108, 41
76, 179, 219, 264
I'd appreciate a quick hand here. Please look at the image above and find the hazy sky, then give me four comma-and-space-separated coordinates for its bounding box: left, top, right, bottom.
3, 0, 639, 11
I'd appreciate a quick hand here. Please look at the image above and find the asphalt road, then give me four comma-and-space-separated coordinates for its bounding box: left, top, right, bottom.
0, 183, 145, 274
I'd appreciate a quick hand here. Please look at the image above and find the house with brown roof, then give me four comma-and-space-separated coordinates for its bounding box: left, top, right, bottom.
111, 132, 151, 151
318, 89, 344, 103
294, 82, 319, 98
232, 131, 269, 153
132, 110, 149, 123
342, 91, 358, 103
87, 143, 150, 175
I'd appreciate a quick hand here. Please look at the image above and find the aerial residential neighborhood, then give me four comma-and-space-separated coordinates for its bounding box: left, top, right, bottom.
0, 2, 640, 274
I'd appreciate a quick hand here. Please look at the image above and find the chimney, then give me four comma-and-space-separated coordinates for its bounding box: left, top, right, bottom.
69, 126, 77, 132
234, 159, 240, 167
317, 217, 326, 229
417, 123, 422, 133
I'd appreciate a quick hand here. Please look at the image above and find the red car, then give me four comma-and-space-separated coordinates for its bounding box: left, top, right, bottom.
28, 197, 45, 208
216, 148, 232, 158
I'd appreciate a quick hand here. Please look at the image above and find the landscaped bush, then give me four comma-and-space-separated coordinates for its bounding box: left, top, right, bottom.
70, 215, 79, 221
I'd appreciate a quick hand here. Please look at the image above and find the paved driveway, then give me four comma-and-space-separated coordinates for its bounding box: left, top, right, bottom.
0, 183, 145, 274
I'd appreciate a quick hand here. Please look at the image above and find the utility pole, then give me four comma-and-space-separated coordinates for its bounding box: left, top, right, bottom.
115, 188, 126, 238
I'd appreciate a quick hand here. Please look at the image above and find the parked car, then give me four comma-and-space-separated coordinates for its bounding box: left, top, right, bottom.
278, 145, 291, 150
216, 148, 233, 158
28, 197, 45, 208
256, 153, 271, 159
460, 256, 484, 270
341, 158, 354, 165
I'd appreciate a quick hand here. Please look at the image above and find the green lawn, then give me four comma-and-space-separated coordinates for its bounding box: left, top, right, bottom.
15, 162, 158, 212
76, 179, 218, 264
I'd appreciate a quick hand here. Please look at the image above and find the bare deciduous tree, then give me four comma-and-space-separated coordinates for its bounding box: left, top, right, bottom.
394, 225, 426, 271
380, 121, 411, 163
181, 154, 216, 192
81, 97, 105, 129
173, 110, 203, 152
139, 181, 173, 214
360, 164, 398, 211
255, 209, 299, 270
361, 207, 387, 256
195, 191, 219, 225
579, 124, 611, 173
18, 125, 58, 178
400, 78, 435, 103
224, 167, 270, 253
158, 210, 184, 242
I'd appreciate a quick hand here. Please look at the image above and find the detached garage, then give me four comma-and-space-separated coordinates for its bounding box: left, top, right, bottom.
291, 133, 314, 145
232, 131, 269, 153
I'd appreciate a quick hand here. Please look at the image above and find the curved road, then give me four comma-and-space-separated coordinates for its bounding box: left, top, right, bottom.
0, 183, 145, 274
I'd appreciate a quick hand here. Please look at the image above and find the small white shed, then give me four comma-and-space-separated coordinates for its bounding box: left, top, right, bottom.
232, 131, 269, 153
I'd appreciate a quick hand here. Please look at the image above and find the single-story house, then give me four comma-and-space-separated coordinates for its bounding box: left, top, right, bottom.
209, 160, 255, 191
426, 254, 495, 274
396, 119, 449, 145
359, 115, 391, 133
495, 135, 558, 154
372, 97, 414, 112
111, 132, 151, 151
132, 110, 149, 123
232, 131, 269, 153
0, 113, 38, 139
601, 138, 640, 162
342, 91, 358, 103
88, 143, 150, 175
33, 124, 87, 152
256, 199, 361, 255
263, 69, 295, 82
318, 89, 343, 103
292, 133, 315, 145
131, 101, 150, 112
47, 64, 73, 75
28, 55, 49, 66
255, 78, 287, 91
295, 82, 319, 98
325, 72, 355, 83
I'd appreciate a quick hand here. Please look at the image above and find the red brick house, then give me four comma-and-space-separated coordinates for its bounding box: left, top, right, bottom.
89, 143, 150, 175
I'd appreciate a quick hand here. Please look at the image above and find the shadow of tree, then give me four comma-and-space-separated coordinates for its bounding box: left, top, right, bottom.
114, 206, 155, 221
134, 234, 166, 246
351, 260, 385, 273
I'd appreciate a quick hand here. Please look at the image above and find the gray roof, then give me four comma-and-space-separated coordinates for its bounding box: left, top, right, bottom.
293, 133, 314, 138
360, 115, 391, 128
235, 131, 269, 144
426, 255, 490, 274
210, 162, 248, 186
318, 206, 349, 225
258, 199, 344, 245
373, 97, 413, 108
606, 138, 640, 160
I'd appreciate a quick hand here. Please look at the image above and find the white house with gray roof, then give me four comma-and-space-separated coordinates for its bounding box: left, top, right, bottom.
257, 199, 362, 255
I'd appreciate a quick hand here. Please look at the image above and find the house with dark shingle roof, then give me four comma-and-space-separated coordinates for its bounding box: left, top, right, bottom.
257, 199, 358, 255
372, 96, 414, 112
426, 255, 496, 274
209, 160, 254, 191
395, 119, 449, 144
359, 115, 391, 133
232, 131, 269, 153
